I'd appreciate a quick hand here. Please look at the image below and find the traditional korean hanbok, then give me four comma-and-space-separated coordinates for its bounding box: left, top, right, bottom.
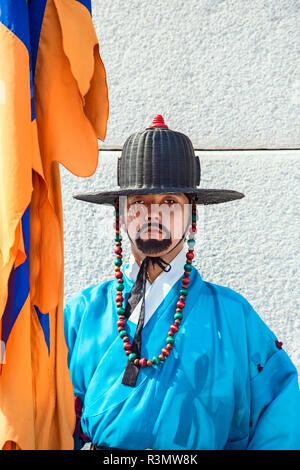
64, 247, 300, 450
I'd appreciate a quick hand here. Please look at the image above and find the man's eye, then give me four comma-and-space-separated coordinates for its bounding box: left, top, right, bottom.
164, 199, 175, 204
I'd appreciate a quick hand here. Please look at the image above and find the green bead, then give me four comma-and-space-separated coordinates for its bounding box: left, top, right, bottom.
119, 330, 127, 338
184, 263, 193, 272
180, 288, 188, 296
192, 214, 197, 222
114, 234, 122, 242
166, 336, 175, 344
117, 307, 125, 315
114, 259, 122, 266
116, 284, 124, 291
115, 210, 119, 217
128, 353, 137, 362
174, 312, 183, 320
152, 356, 160, 365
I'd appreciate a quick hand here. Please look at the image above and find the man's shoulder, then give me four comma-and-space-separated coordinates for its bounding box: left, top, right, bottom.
198, 273, 251, 310
200, 275, 279, 360
64, 279, 115, 322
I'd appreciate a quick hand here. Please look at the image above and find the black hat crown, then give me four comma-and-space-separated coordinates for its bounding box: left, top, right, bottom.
117, 115, 200, 190
72, 115, 244, 206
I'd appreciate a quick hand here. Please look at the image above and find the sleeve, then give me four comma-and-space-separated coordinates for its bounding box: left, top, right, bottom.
244, 302, 300, 450
63, 293, 86, 368
63, 294, 91, 450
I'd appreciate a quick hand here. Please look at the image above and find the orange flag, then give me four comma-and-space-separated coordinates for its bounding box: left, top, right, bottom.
0, 0, 108, 449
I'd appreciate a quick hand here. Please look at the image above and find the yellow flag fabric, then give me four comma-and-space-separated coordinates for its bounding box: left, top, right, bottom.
0, 0, 108, 449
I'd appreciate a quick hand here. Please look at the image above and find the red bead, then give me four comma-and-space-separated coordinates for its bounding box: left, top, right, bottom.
116, 302, 123, 308
114, 247, 122, 254
123, 342, 132, 351
182, 276, 190, 284
117, 320, 125, 327
168, 331, 174, 336
126, 350, 132, 356
158, 354, 165, 361
115, 295, 123, 302
179, 295, 186, 301
166, 343, 173, 350
118, 327, 124, 332
147, 360, 153, 367
177, 300, 185, 309
275, 340, 283, 349
170, 324, 179, 333
118, 279, 124, 283
134, 359, 140, 366
139, 358, 147, 367
122, 336, 129, 342
186, 251, 194, 260
161, 348, 170, 357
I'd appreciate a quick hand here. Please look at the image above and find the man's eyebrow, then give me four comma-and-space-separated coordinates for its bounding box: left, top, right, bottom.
128, 196, 144, 202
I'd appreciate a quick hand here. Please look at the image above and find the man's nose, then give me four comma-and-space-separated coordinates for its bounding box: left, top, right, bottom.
147, 203, 161, 221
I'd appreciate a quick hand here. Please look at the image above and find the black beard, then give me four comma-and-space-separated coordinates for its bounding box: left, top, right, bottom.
136, 237, 172, 255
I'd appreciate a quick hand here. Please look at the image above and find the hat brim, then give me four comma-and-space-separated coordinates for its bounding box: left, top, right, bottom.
72, 187, 245, 206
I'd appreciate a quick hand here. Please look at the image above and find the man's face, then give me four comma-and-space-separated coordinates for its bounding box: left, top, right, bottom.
120, 193, 191, 256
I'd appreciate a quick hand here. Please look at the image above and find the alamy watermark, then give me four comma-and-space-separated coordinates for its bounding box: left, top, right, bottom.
95, 195, 206, 251
117, 195, 205, 243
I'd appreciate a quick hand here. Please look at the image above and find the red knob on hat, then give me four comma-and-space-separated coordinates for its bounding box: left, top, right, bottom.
149, 115, 168, 128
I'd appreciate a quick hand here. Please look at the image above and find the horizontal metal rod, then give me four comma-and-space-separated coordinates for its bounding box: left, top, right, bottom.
98, 145, 300, 152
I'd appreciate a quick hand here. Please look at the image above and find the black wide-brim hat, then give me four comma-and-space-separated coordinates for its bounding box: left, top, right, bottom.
73, 115, 245, 206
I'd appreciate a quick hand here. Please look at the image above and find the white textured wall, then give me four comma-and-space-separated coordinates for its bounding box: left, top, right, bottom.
62, 0, 300, 375
93, 0, 300, 148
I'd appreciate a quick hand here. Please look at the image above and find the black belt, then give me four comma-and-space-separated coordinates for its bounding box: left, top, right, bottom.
91, 444, 154, 450
90, 444, 125, 450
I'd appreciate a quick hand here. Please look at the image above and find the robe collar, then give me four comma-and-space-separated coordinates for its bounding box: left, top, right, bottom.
123, 247, 188, 327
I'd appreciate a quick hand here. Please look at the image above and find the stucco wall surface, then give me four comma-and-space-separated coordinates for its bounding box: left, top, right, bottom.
92, 0, 300, 148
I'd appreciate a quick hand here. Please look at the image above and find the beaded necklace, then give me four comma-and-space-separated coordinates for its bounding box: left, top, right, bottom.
113, 197, 197, 369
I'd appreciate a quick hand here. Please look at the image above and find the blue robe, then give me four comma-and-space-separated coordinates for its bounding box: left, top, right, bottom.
64, 263, 300, 450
